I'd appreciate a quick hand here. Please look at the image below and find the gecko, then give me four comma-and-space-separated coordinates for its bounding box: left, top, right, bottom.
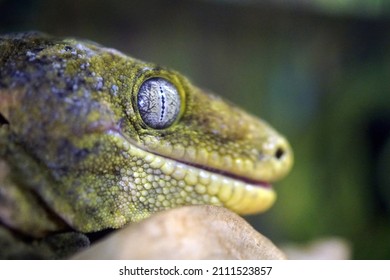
0, 32, 293, 258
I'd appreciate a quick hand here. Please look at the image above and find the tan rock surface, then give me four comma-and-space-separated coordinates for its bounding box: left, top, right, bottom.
74, 205, 286, 259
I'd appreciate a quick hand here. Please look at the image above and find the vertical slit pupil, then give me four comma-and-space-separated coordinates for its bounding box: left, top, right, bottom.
160, 85, 165, 121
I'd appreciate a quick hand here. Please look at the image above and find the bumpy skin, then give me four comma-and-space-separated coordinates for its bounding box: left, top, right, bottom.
0, 32, 293, 237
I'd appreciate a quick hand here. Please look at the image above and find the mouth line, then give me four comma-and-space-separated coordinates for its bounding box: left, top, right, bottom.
111, 128, 272, 189
174, 158, 272, 189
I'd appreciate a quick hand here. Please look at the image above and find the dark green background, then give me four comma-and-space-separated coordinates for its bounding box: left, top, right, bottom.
1, 0, 390, 259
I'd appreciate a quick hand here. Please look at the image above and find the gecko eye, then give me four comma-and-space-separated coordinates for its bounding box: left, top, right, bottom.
137, 77, 181, 129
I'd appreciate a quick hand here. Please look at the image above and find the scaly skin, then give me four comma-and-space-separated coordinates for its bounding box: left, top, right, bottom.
0, 32, 293, 236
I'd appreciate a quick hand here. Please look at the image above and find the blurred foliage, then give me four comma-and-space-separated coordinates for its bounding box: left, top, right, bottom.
202, 0, 390, 17
1, 0, 390, 259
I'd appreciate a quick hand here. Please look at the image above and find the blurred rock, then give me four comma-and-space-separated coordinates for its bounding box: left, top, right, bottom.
74, 205, 286, 260
281, 237, 351, 260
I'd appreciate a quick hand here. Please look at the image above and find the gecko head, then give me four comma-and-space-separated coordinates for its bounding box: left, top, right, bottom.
123, 67, 293, 215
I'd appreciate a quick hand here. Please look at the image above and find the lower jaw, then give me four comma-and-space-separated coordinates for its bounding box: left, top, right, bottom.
215, 178, 276, 215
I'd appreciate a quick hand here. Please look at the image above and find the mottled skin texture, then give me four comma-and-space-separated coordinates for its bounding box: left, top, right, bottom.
0, 32, 293, 239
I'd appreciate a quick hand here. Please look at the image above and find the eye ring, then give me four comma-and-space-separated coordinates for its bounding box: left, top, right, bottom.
137, 77, 182, 129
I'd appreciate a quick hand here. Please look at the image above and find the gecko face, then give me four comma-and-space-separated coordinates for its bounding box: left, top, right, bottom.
0, 32, 293, 234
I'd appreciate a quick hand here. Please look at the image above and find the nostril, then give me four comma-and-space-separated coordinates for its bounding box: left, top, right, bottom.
0, 113, 9, 126
275, 147, 285, 160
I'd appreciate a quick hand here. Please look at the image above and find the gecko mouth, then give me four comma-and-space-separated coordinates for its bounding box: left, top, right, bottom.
113, 129, 276, 214
114, 128, 272, 189
174, 158, 272, 190
154, 154, 276, 215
